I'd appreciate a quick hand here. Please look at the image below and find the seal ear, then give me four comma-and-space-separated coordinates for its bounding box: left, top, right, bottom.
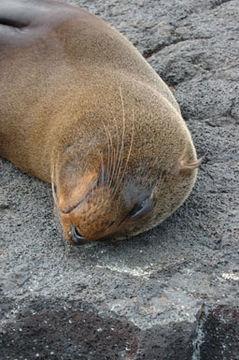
179, 158, 202, 175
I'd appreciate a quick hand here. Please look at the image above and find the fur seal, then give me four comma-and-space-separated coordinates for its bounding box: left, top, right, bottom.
0, 0, 201, 245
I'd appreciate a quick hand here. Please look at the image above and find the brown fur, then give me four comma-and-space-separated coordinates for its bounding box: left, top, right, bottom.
0, 0, 200, 244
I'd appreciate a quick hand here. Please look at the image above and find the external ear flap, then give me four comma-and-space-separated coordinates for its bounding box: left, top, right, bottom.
179, 157, 203, 175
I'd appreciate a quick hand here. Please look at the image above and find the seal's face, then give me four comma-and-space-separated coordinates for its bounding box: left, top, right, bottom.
54, 148, 200, 245
51, 85, 201, 246
55, 154, 158, 244
58, 180, 157, 245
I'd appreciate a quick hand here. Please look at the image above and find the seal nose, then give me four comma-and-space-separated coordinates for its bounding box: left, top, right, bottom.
71, 225, 88, 245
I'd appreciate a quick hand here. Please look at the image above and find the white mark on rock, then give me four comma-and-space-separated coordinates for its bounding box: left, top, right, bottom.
96, 264, 152, 278
221, 272, 239, 281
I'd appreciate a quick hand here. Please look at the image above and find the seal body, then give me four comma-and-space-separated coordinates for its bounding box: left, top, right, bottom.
0, 0, 200, 244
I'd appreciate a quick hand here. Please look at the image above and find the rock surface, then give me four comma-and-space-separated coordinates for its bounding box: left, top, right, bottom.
0, 0, 238, 359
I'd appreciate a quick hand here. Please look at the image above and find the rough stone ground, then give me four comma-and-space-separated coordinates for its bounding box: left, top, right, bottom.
0, 0, 239, 359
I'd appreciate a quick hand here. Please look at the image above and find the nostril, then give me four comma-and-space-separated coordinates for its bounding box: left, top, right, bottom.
71, 225, 88, 245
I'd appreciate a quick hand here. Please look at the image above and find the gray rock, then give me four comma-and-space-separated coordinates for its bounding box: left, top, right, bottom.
0, 0, 238, 358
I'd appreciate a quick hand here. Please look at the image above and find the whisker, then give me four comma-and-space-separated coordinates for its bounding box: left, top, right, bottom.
98, 121, 113, 208
105, 123, 114, 190
99, 151, 105, 187
108, 115, 120, 193
102, 121, 111, 185
51, 161, 64, 237
111, 87, 126, 197
112, 107, 135, 199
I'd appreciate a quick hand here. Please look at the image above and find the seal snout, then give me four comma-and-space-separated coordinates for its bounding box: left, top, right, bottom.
59, 183, 120, 245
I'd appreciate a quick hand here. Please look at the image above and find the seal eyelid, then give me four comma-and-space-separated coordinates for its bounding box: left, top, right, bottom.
0, 18, 29, 29
129, 196, 155, 220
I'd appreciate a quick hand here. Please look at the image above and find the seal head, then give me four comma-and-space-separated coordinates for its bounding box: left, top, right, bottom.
50, 83, 200, 245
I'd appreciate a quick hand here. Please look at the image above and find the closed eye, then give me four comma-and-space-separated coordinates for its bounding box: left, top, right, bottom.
0, 17, 28, 29
128, 196, 155, 220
